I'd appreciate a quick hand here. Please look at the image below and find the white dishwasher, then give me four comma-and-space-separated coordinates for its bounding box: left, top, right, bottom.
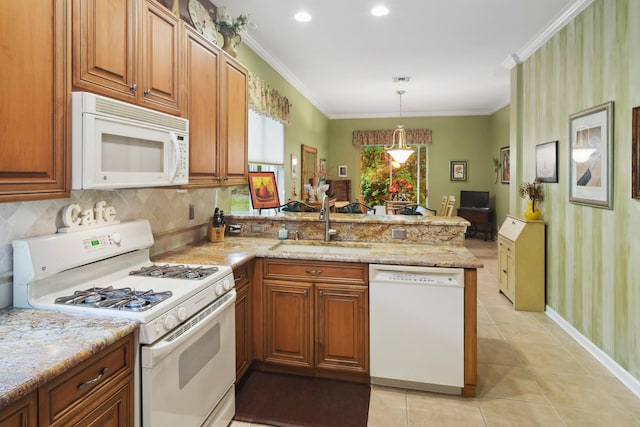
369, 264, 465, 394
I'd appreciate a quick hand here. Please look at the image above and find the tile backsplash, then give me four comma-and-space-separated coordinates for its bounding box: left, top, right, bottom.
0, 187, 219, 308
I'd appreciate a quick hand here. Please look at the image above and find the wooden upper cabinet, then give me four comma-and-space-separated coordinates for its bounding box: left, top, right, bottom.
183, 26, 221, 186
72, 0, 181, 115
220, 56, 248, 186
72, 0, 137, 101
0, 0, 70, 202
139, 0, 181, 113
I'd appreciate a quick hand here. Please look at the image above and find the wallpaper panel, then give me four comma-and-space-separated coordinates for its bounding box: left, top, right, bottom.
518, 0, 639, 379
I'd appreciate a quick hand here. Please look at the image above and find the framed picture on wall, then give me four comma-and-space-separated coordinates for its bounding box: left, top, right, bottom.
500, 146, 510, 184
569, 101, 613, 209
248, 172, 281, 209
338, 165, 348, 178
449, 161, 468, 181
633, 106, 640, 199
319, 158, 327, 182
536, 141, 558, 183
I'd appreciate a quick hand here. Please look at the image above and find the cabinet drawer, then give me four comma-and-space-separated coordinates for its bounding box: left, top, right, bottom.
498, 236, 514, 254
233, 262, 250, 289
39, 334, 134, 425
264, 259, 367, 285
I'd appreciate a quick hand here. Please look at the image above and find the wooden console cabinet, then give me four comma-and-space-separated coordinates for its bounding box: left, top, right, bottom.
457, 208, 494, 241
256, 259, 369, 382
498, 215, 545, 311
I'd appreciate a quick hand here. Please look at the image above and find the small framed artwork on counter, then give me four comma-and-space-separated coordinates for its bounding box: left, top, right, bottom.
449, 161, 468, 181
248, 172, 281, 210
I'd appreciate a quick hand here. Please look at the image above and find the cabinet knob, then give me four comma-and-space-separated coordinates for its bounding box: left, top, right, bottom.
144, 88, 151, 95
129, 84, 137, 92
304, 289, 308, 297
319, 290, 323, 297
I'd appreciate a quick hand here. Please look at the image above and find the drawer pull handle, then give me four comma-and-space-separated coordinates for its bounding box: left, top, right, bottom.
234, 275, 244, 282
503, 269, 507, 273
304, 269, 323, 275
77, 367, 108, 390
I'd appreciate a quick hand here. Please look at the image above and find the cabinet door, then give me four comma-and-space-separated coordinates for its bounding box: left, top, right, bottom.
220, 56, 248, 186
183, 26, 222, 185
234, 262, 252, 381
315, 284, 369, 374
264, 281, 313, 368
0, 0, 70, 202
140, 0, 181, 114
0, 392, 36, 427
72, 0, 137, 101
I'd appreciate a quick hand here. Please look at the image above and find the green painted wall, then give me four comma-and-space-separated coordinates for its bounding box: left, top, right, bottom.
490, 105, 511, 227
514, 0, 640, 380
328, 116, 496, 211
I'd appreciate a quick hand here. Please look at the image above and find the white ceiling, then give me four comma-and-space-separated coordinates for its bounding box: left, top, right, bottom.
213, 0, 593, 119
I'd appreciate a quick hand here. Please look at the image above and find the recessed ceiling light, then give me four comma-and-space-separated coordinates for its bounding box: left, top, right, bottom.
371, 5, 389, 17
294, 11, 312, 22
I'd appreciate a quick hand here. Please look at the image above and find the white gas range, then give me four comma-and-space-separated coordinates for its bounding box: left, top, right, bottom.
13, 220, 236, 427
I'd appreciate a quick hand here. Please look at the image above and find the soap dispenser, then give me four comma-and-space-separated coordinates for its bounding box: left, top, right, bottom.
278, 225, 288, 240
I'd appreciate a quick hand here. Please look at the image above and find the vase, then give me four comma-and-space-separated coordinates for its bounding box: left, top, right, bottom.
524, 199, 541, 220
219, 29, 238, 57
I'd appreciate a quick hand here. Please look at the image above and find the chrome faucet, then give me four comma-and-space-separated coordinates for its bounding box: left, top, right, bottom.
320, 194, 338, 241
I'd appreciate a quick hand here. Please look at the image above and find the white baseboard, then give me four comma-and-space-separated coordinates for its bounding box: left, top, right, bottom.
545, 305, 640, 399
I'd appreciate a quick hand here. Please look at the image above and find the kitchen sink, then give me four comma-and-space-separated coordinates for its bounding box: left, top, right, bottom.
269, 241, 373, 255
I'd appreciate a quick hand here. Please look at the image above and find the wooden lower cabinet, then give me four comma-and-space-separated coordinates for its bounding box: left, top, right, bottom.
234, 262, 253, 382
39, 334, 134, 427
0, 334, 134, 427
315, 283, 368, 374
258, 259, 369, 382
264, 280, 314, 368
0, 392, 37, 427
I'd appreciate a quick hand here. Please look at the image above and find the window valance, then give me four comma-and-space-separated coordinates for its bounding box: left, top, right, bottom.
248, 72, 292, 125
352, 129, 432, 146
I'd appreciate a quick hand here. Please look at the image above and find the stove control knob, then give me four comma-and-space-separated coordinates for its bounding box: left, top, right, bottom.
164, 314, 177, 330
177, 307, 187, 321
215, 284, 224, 296
223, 278, 232, 291
110, 232, 122, 245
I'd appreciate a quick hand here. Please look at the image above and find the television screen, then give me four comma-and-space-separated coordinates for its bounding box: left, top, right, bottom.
460, 191, 490, 209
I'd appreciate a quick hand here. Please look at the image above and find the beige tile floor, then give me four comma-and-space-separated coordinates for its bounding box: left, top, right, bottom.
232, 238, 640, 426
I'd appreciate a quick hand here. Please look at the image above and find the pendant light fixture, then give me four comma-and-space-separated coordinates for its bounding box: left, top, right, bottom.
385, 90, 414, 164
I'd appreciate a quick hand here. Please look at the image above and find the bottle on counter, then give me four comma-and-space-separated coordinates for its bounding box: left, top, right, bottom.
278, 225, 288, 240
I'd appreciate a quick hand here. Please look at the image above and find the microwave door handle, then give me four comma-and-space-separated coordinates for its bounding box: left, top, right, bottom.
169, 131, 180, 181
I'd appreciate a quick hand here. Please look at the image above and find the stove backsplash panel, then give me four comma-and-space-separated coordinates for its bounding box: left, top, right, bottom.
0, 187, 220, 309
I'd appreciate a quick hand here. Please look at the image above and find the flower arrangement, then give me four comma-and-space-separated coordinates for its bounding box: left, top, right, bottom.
519, 179, 544, 201
214, 8, 251, 38
519, 179, 544, 216
389, 179, 414, 201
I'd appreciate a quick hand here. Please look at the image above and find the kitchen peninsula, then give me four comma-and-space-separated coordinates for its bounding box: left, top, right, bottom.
154, 212, 481, 396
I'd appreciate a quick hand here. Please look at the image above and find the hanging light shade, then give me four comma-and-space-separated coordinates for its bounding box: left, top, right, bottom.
385, 90, 414, 163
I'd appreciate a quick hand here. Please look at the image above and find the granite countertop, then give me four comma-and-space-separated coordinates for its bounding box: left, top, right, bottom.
0, 308, 138, 409
153, 236, 483, 269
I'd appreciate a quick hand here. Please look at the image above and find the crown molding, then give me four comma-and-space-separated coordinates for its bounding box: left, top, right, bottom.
502, 0, 595, 69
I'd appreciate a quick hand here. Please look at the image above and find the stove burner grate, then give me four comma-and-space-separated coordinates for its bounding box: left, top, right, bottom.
55, 286, 172, 311
128, 264, 219, 280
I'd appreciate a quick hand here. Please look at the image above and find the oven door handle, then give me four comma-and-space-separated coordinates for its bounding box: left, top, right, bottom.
141, 290, 236, 368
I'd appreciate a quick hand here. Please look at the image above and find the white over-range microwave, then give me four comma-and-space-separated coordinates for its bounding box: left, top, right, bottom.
72, 92, 189, 189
